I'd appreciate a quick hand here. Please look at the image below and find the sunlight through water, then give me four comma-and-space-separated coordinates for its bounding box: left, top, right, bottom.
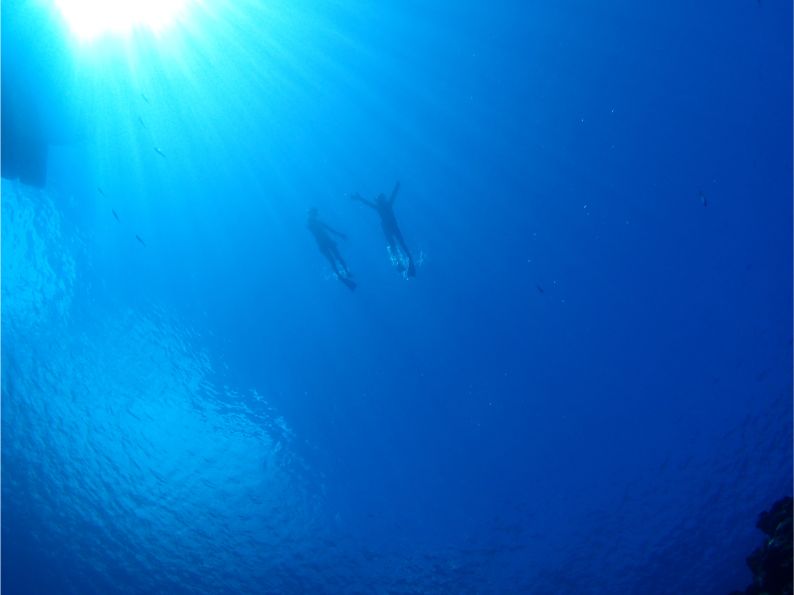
53, 0, 190, 40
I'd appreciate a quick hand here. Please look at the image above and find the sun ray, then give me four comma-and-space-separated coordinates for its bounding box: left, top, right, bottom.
53, 0, 190, 41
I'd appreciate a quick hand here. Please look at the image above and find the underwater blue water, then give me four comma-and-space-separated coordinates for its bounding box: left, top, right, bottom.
2, 0, 792, 592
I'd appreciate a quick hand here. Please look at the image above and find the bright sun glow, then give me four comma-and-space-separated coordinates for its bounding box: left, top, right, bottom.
54, 0, 189, 41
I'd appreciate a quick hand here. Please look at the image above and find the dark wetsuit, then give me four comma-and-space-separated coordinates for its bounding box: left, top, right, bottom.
352, 182, 416, 276
376, 201, 413, 271
307, 214, 355, 290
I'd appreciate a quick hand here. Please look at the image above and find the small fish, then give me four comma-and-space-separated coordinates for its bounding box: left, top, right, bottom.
112, 209, 120, 222
536, 284, 545, 294
699, 190, 707, 207
137, 116, 147, 129
135, 234, 146, 247
154, 147, 166, 158
97, 186, 106, 196
141, 93, 150, 104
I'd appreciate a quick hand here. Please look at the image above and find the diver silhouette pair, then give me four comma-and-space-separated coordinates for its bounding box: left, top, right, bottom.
306, 181, 416, 291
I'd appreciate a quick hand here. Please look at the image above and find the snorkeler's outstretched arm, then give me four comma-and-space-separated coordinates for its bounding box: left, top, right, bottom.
388, 181, 400, 205
322, 222, 348, 240
351, 193, 377, 208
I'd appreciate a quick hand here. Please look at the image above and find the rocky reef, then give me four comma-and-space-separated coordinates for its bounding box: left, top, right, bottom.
732, 497, 793, 595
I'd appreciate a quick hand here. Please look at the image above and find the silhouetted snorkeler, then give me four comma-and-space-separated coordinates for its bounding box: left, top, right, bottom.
351, 181, 416, 277
307, 208, 356, 291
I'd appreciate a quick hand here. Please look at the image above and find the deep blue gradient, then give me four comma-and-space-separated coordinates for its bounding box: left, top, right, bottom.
2, 0, 792, 592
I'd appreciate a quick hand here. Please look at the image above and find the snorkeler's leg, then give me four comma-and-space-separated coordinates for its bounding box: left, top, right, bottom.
331, 245, 351, 277
394, 230, 416, 275
329, 247, 355, 289
384, 237, 404, 271
321, 246, 343, 277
